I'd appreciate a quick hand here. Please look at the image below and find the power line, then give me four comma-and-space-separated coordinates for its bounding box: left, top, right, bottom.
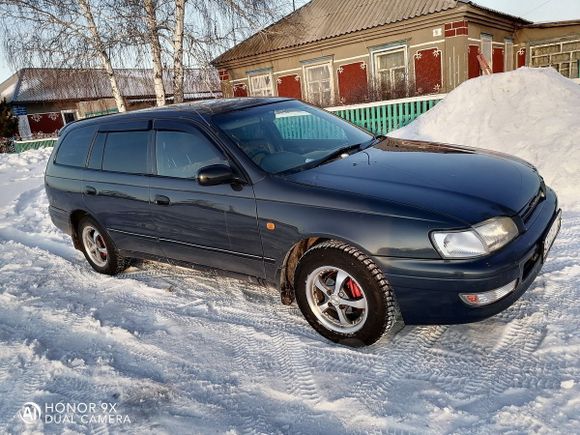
522, 0, 556, 17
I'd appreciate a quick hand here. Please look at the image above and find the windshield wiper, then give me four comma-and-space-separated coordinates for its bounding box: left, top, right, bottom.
366, 134, 386, 148
308, 135, 386, 169
277, 135, 386, 175
311, 143, 365, 168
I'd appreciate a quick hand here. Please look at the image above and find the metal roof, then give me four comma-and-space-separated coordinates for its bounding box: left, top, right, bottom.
212, 0, 530, 66
522, 19, 580, 29
0, 68, 221, 104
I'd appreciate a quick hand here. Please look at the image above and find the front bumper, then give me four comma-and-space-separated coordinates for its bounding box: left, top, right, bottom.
374, 188, 560, 325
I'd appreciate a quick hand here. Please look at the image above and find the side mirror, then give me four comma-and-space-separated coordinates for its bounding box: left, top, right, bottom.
197, 164, 238, 186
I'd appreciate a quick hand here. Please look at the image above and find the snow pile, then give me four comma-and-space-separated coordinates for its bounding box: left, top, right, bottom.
0, 147, 52, 209
392, 68, 580, 210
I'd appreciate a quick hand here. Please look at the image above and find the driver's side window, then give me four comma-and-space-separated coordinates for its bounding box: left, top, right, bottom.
155, 129, 228, 179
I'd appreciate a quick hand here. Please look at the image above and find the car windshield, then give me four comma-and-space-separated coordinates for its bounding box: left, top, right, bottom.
213, 100, 374, 174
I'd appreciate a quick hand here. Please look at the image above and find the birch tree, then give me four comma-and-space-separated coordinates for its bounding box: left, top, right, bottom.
172, 0, 186, 104
78, 0, 126, 111
0, 0, 127, 112
0, 0, 303, 110
144, 0, 166, 106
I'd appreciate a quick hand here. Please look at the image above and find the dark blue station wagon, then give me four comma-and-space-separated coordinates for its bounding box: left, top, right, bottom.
45, 98, 561, 346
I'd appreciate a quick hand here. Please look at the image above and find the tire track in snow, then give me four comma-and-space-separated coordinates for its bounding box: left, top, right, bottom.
1, 172, 579, 433
0, 343, 51, 431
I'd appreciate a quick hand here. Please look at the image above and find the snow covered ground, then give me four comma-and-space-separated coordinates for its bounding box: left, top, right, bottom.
0, 69, 579, 433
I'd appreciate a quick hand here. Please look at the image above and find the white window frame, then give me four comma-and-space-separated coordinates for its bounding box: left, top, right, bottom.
504, 39, 514, 71
248, 72, 274, 97
61, 109, 78, 125
481, 34, 493, 70
303, 61, 335, 107
372, 45, 409, 96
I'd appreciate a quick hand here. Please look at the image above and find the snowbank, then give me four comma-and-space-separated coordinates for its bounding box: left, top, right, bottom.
392, 68, 580, 210
0, 147, 53, 209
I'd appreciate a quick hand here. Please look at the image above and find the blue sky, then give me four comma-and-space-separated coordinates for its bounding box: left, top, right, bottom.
2, 0, 580, 84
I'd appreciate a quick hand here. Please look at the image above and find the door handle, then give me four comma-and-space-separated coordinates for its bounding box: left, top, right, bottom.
154, 195, 171, 206
85, 186, 97, 196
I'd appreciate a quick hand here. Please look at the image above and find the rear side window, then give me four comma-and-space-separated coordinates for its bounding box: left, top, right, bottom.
102, 131, 149, 174
55, 126, 97, 167
155, 130, 228, 179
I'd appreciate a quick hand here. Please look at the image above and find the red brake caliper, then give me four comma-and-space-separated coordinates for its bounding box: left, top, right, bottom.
346, 278, 363, 299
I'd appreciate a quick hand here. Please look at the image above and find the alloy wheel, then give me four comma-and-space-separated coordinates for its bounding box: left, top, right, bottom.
81, 225, 108, 267
305, 266, 369, 334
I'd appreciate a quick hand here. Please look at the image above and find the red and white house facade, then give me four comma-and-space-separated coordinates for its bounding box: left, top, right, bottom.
214, 5, 580, 107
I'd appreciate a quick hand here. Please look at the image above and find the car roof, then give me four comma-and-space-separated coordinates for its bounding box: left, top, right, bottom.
60, 97, 293, 134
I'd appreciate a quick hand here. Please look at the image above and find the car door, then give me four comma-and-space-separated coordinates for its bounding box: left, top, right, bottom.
149, 119, 264, 277
83, 120, 160, 256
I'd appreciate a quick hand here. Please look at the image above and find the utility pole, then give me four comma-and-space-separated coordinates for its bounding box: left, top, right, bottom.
293, 0, 296, 11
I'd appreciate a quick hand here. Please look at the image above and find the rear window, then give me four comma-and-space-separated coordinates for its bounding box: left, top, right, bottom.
55, 126, 97, 167
102, 131, 149, 174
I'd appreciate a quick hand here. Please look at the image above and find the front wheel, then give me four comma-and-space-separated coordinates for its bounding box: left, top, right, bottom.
295, 241, 398, 346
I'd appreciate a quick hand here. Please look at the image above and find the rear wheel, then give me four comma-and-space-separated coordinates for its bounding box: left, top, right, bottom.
78, 217, 130, 275
295, 241, 398, 346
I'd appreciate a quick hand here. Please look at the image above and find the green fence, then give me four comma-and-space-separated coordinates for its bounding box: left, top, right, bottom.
13, 138, 57, 153
327, 94, 445, 135
274, 115, 347, 140
84, 108, 119, 118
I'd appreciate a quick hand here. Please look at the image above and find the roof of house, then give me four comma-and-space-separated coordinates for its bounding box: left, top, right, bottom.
212, 0, 530, 66
522, 19, 580, 29
0, 68, 221, 104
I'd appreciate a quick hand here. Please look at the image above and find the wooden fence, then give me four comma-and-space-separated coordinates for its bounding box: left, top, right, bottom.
13, 138, 58, 153
326, 94, 446, 135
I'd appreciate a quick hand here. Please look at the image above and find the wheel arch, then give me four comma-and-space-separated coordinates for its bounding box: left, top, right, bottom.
69, 209, 92, 250
277, 233, 376, 305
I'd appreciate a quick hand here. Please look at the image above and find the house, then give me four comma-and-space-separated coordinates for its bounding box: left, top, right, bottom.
0, 68, 221, 138
212, 0, 580, 107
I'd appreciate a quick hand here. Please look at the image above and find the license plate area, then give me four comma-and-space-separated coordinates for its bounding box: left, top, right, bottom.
543, 210, 562, 260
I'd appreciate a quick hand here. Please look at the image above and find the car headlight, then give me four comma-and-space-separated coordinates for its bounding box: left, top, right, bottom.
431, 217, 519, 259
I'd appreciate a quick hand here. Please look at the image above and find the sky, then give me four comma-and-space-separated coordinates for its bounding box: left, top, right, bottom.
1, 0, 580, 85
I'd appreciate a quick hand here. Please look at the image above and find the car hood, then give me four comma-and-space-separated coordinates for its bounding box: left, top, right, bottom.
285, 138, 541, 225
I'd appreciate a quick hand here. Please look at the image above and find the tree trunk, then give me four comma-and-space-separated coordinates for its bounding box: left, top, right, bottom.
172, 0, 185, 104
77, 0, 126, 112
144, 0, 166, 106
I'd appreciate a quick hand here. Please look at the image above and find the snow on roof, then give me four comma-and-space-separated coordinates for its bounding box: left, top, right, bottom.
1, 68, 221, 104
0, 82, 16, 100
392, 67, 580, 209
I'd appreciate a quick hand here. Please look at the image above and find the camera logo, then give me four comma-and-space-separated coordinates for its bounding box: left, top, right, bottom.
18, 402, 42, 424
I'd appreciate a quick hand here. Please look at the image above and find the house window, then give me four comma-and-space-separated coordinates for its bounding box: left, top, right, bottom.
61, 110, 78, 124
304, 63, 334, 107
249, 73, 274, 97
373, 47, 407, 99
481, 34, 493, 69
505, 39, 514, 71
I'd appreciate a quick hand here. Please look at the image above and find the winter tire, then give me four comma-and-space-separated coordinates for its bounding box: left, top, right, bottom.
295, 240, 398, 346
78, 216, 130, 275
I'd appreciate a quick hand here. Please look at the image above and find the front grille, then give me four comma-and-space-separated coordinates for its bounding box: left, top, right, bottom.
521, 181, 546, 223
